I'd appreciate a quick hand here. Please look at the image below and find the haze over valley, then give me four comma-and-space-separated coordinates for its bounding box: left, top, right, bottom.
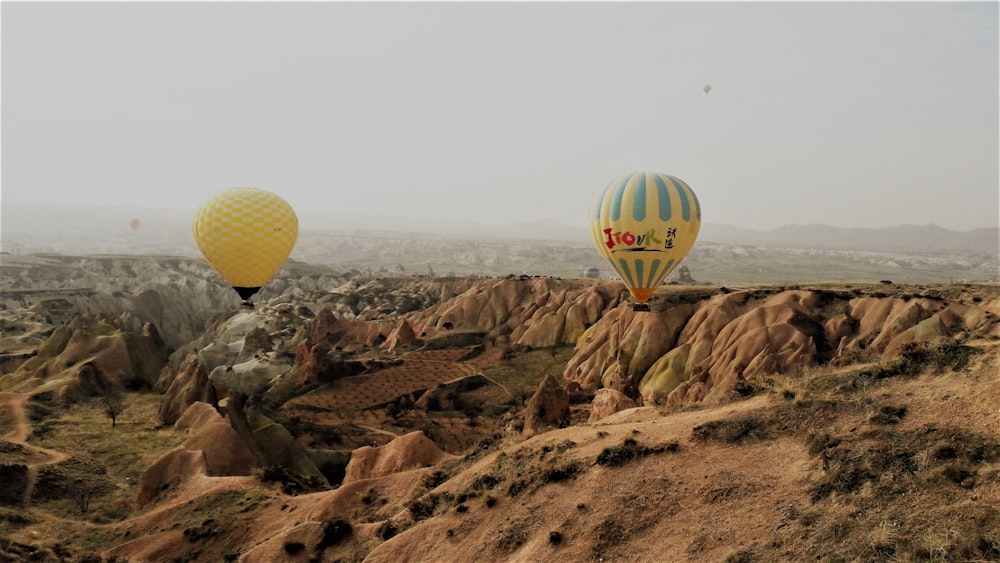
3, 202, 997, 287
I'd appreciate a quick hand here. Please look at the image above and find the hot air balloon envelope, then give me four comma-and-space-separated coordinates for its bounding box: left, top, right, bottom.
192, 187, 298, 304
129, 218, 140, 230
590, 172, 701, 309
703, 84, 712, 94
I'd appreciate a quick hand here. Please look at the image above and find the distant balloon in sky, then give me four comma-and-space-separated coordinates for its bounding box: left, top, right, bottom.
703, 84, 712, 94
192, 187, 298, 307
590, 172, 701, 311
129, 218, 140, 230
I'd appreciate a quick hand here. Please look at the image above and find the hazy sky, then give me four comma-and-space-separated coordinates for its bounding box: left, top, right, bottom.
2, 2, 998, 232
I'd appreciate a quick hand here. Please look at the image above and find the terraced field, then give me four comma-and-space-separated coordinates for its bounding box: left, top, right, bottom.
286, 347, 489, 412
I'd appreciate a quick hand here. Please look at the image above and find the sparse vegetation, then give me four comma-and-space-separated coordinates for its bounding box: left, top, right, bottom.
283, 541, 305, 555
407, 493, 441, 520
377, 520, 399, 541
592, 517, 628, 559
496, 523, 529, 552
867, 404, 907, 425
359, 487, 381, 506
479, 347, 576, 404
720, 548, 755, 563
318, 518, 352, 549
692, 415, 772, 443
100, 392, 125, 428
471, 473, 500, 491
541, 461, 581, 482
256, 465, 329, 495
422, 470, 448, 490
833, 338, 976, 389
596, 437, 679, 467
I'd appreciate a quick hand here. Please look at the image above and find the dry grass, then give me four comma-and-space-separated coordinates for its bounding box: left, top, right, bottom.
34, 392, 182, 483
0, 405, 14, 436
19, 391, 185, 529
478, 346, 577, 401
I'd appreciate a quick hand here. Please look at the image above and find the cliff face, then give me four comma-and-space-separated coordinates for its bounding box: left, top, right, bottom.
563, 287, 1000, 405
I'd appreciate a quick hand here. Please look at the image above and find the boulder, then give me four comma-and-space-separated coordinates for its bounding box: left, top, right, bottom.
522, 374, 570, 437
588, 388, 637, 423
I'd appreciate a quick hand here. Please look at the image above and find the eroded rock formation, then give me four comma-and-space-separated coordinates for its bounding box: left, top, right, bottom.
4, 315, 170, 399
343, 431, 454, 484
588, 388, 637, 423
564, 288, 1000, 405
523, 374, 570, 436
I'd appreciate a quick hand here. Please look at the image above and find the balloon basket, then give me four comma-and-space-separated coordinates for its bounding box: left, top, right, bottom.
631, 303, 651, 312
240, 300, 255, 310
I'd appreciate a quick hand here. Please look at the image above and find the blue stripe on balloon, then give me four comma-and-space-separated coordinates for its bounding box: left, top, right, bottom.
676, 177, 700, 221
594, 177, 616, 220
634, 259, 645, 289
690, 185, 702, 220
617, 258, 636, 288
651, 259, 675, 289
633, 173, 647, 221
609, 176, 630, 221
667, 176, 692, 221
646, 259, 661, 288
653, 175, 672, 221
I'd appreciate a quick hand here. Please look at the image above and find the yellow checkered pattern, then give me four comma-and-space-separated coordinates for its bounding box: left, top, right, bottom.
192, 187, 298, 289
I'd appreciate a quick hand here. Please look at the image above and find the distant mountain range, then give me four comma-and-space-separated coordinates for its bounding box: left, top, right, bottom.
2, 201, 997, 257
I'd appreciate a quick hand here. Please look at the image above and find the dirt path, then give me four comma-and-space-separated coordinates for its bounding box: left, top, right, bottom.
0, 391, 73, 508
0, 391, 33, 442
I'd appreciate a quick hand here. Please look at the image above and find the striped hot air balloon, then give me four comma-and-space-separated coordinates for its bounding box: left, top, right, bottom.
590, 172, 701, 310
192, 187, 298, 306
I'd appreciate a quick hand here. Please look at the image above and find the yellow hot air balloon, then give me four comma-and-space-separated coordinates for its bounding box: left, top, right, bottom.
192, 187, 298, 306
590, 172, 701, 311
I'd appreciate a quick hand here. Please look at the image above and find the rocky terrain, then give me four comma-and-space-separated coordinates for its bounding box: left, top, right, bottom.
1, 254, 999, 562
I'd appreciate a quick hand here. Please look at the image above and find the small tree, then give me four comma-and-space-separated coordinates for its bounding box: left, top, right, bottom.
101, 393, 125, 428
75, 479, 93, 513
